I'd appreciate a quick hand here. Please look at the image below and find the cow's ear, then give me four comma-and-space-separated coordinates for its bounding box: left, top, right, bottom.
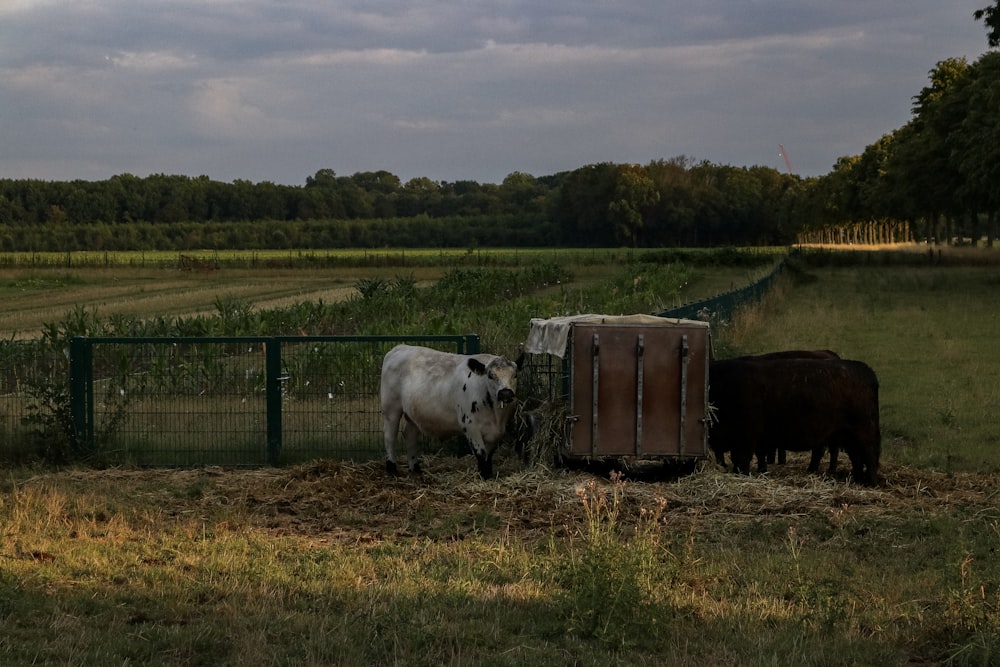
467, 358, 487, 375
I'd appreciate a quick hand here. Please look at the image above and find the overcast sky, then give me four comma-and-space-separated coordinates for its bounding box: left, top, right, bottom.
0, 1, 992, 186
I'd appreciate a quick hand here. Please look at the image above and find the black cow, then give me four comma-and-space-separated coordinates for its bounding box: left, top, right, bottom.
710, 350, 841, 468
736, 350, 842, 466
708, 356, 880, 486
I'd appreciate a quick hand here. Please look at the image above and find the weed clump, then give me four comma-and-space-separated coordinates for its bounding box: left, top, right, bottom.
554, 473, 675, 647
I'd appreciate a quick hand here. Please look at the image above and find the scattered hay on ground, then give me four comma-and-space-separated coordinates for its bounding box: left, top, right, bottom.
13, 456, 1000, 545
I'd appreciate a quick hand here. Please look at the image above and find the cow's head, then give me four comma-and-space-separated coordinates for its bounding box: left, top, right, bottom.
467, 355, 519, 408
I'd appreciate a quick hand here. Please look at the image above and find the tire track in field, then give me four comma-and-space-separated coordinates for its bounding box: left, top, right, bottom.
168, 281, 434, 321
2, 277, 431, 339
2, 278, 357, 338
167, 285, 362, 321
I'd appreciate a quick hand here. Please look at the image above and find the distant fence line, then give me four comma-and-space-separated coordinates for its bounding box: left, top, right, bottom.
655, 245, 994, 324
0, 249, 510, 270
657, 257, 786, 323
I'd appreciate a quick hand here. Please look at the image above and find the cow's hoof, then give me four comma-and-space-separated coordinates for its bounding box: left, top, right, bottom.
411, 461, 422, 474
386, 460, 398, 475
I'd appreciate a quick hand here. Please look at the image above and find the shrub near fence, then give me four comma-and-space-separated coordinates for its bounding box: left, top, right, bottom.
0, 338, 73, 463
52, 335, 477, 467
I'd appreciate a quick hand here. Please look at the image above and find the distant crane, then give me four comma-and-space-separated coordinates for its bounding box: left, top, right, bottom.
778, 144, 795, 175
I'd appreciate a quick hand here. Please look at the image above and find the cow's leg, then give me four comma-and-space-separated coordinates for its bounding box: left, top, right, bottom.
845, 447, 866, 485
383, 407, 403, 474
827, 443, 839, 475
476, 451, 494, 479
466, 436, 495, 479
807, 444, 824, 473
714, 450, 728, 468
840, 432, 876, 485
402, 419, 422, 473
755, 443, 769, 473
766, 447, 788, 465
859, 443, 879, 487
709, 442, 728, 468
402, 419, 421, 473
847, 450, 876, 485
809, 431, 854, 476
730, 446, 753, 475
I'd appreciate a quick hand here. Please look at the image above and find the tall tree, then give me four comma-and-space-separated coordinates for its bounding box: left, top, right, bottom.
645, 157, 697, 245
956, 51, 1000, 244
553, 163, 619, 246
908, 58, 972, 241
974, 1, 1000, 47
607, 165, 659, 246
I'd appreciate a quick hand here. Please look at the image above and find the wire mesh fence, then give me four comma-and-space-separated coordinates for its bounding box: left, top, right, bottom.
516, 352, 570, 406
277, 337, 393, 465
0, 335, 478, 467
86, 339, 271, 466
0, 339, 64, 462
77, 335, 479, 466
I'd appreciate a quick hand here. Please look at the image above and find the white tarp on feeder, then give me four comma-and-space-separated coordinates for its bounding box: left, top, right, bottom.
525, 313, 709, 358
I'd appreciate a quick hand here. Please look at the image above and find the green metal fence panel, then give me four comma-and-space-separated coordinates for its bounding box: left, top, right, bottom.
266, 340, 282, 465
66, 334, 479, 467
69, 336, 92, 454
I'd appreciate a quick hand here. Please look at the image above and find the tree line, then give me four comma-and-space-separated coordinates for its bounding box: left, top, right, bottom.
796, 3, 1000, 246
0, 161, 804, 251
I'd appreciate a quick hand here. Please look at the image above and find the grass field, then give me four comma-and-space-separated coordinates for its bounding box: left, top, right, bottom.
2, 246, 1000, 666
721, 257, 1000, 474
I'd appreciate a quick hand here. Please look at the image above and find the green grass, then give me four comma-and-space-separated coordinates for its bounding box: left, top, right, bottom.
2, 461, 998, 665
720, 263, 1000, 474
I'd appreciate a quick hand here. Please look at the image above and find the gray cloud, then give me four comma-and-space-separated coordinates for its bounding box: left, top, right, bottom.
0, 1, 990, 185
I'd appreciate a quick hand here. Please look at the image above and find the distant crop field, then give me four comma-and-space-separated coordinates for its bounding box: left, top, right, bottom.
0, 246, 786, 268
0, 247, 780, 339
0, 264, 390, 339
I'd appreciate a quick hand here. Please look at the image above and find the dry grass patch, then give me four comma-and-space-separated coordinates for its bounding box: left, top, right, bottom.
3, 459, 1000, 665
8, 457, 996, 546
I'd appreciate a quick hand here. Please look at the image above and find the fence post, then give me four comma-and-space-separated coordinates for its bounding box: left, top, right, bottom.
68, 336, 94, 452
463, 334, 481, 355
265, 338, 283, 465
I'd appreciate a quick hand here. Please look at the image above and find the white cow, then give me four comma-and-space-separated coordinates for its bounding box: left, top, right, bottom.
380, 344, 520, 478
